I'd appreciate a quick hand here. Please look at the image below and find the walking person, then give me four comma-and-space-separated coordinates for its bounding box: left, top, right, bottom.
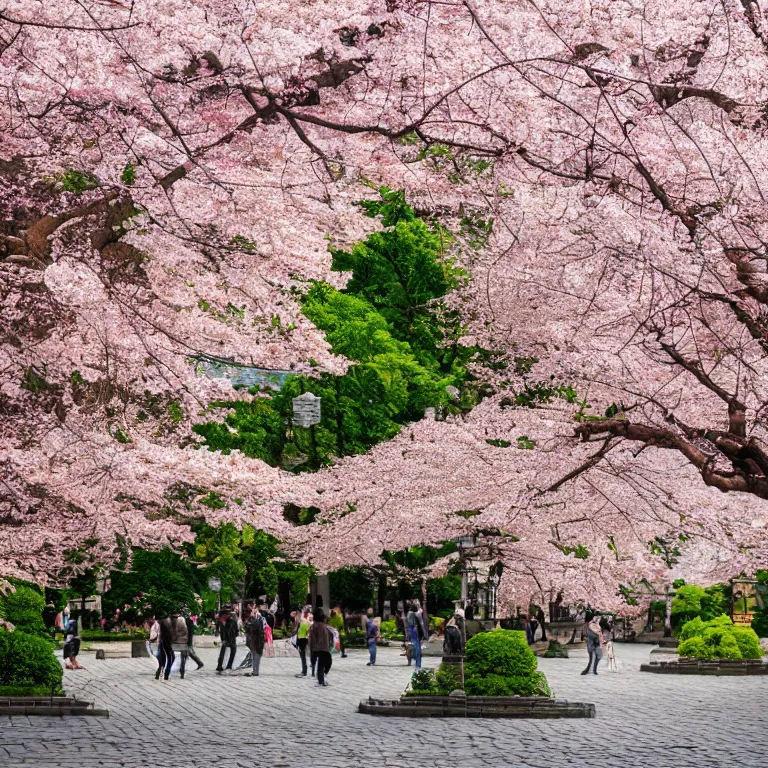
328, 607, 347, 658
167, 610, 189, 679
309, 609, 333, 687
215, 607, 238, 675
294, 608, 311, 678
244, 606, 266, 677
155, 614, 174, 680
536, 607, 548, 642
581, 615, 604, 676
365, 613, 378, 666
185, 614, 204, 670
406, 604, 424, 671
148, 616, 160, 660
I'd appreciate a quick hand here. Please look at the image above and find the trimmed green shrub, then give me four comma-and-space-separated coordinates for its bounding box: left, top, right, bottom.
409, 668, 438, 693
677, 614, 761, 660
0, 630, 62, 692
678, 637, 712, 659
732, 626, 763, 659
0, 585, 47, 637
465, 671, 551, 697
464, 629, 537, 679
434, 663, 463, 693
678, 616, 705, 642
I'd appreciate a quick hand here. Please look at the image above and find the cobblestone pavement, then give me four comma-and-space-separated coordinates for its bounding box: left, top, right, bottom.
1, 642, 767, 768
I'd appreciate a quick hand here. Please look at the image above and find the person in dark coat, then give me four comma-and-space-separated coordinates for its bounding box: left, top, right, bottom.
185, 615, 204, 670
155, 616, 174, 680
308, 609, 333, 687
215, 608, 238, 675
244, 608, 266, 677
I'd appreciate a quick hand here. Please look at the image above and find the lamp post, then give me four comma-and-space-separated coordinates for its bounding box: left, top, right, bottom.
292, 390, 322, 466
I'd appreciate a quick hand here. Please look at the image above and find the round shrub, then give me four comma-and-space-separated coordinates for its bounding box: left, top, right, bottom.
0, 630, 62, 691
0, 585, 47, 637
678, 636, 712, 659
465, 671, 550, 697
465, 629, 537, 679
730, 626, 762, 659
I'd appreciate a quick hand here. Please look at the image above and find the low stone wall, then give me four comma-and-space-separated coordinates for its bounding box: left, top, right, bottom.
0, 696, 109, 717
641, 659, 768, 675
359, 694, 595, 719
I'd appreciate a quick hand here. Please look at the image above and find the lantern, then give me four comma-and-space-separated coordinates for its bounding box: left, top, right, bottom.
292, 391, 322, 427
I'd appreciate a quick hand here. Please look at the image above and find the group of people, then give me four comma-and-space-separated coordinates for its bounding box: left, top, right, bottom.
149, 611, 204, 680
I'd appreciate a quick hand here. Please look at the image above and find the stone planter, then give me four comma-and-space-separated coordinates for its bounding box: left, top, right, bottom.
358, 693, 595, 719
641, 658, 768, 675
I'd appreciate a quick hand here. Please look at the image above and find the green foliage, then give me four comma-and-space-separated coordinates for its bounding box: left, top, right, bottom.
678, 636, 712, 659
485, 439, 511, 448
677, 614, 761, 659
465, 629, 538, 679
379, 619, 397, 637
80, 630, 148, 641
434, 663, 463, 693
194, 189, 500, 472
329, 568, 375, 611
409, 668, 438, 693
672, 584, 731, 632
120, 162, 136, 185
516, 435, 535, 450
56, 169, 100, 193
0, 585, 47, 637
731, 626, 763, 659
465, 671, 550, 697
752, 612, 768, 638
678, 616, 705, 642
0, 630, 62, 691
103, 547, 201, 619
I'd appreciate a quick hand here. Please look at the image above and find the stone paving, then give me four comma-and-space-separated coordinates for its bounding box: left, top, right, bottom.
1, 642, 767, 767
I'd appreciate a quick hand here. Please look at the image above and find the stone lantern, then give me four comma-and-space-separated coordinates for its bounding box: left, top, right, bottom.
292, 391, 322, 427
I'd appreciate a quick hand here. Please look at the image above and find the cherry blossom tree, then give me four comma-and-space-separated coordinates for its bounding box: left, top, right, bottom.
3, 0, 768, 600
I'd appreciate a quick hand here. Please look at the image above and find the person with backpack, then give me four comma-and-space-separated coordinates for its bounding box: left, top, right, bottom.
215, 607, 239, 675
581, 614, 604, 675
244, 607, 266, 677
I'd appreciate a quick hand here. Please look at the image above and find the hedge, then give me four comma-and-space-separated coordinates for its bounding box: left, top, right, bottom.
677, 615, 762, 660
0, 630, 63, 692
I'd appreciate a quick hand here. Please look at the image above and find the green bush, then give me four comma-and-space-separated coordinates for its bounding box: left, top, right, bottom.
464, 630, 537, 679
677, 614, 761, 660
409, 668, 438, 694
0, 585, 47, 637
751, 612, 768, 638
678, 616, 705, 642
434, 663, 463, 693
678, 637, 712, 659
465, 671, 551, 697
731, 626, 763, 659
0, 630, 62, 691
379, 619, 397, 637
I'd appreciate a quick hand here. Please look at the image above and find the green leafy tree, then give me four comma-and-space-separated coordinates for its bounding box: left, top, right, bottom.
103, 548, 201, 619
0, 584, 47, 637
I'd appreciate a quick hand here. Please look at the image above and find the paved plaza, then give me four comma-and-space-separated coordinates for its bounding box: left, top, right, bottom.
1, 642, 766, 768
